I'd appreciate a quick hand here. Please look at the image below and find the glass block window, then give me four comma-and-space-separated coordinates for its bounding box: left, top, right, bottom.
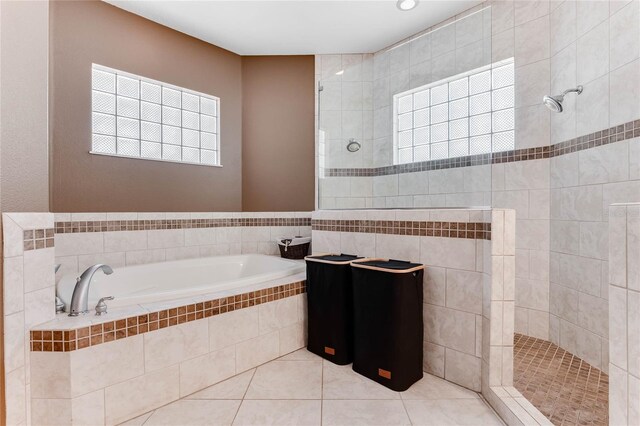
393, 58, 514, 164
91, 64, 221, 167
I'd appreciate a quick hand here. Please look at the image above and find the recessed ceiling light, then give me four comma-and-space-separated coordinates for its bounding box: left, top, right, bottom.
397, 0, 418, 11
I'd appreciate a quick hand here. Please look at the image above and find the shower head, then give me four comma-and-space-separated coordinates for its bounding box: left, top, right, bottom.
346, 138, 361, 152
543, 86, 583, 113
543, 95, 564, 112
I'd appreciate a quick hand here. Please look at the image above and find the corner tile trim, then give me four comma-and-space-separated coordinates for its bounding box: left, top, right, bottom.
23, 228, 55, 251
54, 217, 311, 234
324, 119, 640, 177
30, 281, 306, 352
312, 219, 491, 240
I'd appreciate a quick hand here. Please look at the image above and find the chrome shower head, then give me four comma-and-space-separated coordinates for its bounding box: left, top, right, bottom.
543, 95, 564, 112
346, 138, 361, 152
543, 86, 583, 113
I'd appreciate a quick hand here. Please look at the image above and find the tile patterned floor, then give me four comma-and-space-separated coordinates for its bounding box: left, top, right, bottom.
121, 349, 503, 426
513, 333, 609, 426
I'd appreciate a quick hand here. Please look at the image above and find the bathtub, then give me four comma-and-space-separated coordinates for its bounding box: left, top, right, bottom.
57, 254, 306, 310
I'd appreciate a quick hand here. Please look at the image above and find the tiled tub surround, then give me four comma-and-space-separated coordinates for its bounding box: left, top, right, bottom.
54, 212, 311, 280
3, 213, 56, 426
608, 203, 640, 426
53, 217, 311, 233
23, 228, 55, 251
3, 212, 310, 426
30, 281, 306, 352
29, 279, 307, 425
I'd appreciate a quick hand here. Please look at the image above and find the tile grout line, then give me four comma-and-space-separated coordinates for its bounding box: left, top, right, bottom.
230, 368, 258, 425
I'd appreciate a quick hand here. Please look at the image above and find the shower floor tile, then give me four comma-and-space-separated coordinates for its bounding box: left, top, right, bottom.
120, 349, 503, 425
514, 333, 609, 426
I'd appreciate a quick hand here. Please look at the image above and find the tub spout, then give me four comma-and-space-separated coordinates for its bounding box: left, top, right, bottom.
69, 264, 113, 316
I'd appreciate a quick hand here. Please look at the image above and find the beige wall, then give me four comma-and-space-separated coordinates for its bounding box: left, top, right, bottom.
241, 56, 315, 212
50, 0, 243, 212
49, 1, 316, 213
0, 0, 50, 212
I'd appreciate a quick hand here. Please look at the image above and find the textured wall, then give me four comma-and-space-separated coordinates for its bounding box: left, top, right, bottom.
242, 56, 316, 212
50, 0, 243, 212
0, 0, 50, 212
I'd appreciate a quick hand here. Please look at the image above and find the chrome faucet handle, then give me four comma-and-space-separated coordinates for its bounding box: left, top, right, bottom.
95, 296, 114, 316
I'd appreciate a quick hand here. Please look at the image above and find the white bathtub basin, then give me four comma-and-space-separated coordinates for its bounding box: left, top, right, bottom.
57, 254, 305, 310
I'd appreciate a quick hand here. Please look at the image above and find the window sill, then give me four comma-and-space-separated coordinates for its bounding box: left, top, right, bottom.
89, 151, 223, 168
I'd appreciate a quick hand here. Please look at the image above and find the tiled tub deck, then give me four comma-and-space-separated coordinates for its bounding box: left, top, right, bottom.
29, 277, 307, 425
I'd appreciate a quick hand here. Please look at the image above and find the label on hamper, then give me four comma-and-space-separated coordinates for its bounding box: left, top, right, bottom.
378, 368, 392, 379
324, 346, 335, 355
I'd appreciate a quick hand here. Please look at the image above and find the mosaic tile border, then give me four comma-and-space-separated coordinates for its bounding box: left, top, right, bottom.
30, 281, 306, 352
312, 219, 491, 240
23, 228, 55, 251
54, 217, 311, 234
324, 119, 640, 177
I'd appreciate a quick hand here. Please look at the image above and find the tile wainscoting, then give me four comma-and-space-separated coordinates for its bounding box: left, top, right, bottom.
3, 211, 310, 426
311, 209, 511, 392
312, 208, 551, 425
53, 212, 312, 280
3, 213, 56, 426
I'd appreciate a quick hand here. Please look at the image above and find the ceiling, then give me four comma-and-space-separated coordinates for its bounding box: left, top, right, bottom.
105, 0, 481, 56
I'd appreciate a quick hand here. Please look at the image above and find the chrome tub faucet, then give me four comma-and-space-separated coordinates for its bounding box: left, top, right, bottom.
69, 264, 113, 316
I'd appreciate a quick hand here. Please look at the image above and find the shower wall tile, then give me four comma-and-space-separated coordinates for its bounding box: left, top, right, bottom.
576, 0, 610, 37
514, 0, 550, 26
514, 15, 550, 66
550, 0, 576, 55
578, 141, 630, 185
515, 105, 550, 149
492, 28, 515, 62
516, 59, 551, 110
576, 73, 610, 135
550, 26, 640, 367
610, 58, 640, 126
491, 0, 515, 35
610, 0, 640, 70
576, 19, 610, 84
314, 4, 640, 413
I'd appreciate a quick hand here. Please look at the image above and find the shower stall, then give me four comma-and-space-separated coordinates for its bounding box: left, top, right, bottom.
314, 0, 640, 424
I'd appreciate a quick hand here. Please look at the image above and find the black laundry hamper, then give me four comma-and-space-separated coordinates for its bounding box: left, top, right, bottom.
351, 258, 425, 391
305, 253, 362, 365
